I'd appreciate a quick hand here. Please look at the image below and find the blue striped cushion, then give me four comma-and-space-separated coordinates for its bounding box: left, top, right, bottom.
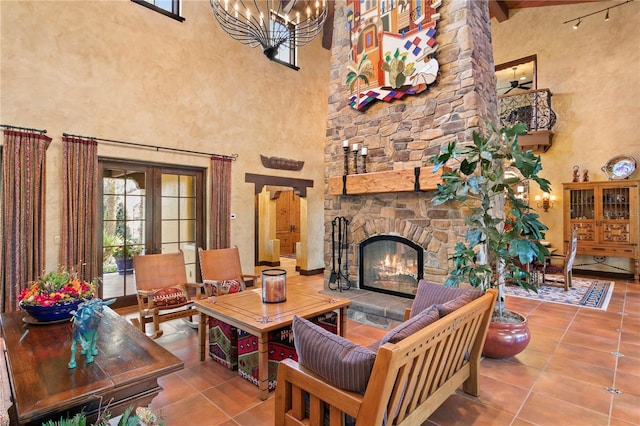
292, 316, 376, 394
410, 280, 483, 318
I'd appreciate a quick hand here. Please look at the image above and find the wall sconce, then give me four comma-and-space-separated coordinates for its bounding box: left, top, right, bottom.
534, 192, 556, 212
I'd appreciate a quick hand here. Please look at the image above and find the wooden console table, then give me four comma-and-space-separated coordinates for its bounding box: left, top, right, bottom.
1, 307, 183, 425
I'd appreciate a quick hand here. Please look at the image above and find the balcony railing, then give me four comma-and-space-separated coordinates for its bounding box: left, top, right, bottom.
498, 88, 556, 131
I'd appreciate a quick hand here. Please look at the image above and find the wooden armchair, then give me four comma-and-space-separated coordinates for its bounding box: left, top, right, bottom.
197, 246, 259, 369
198, 246, 258, 293
132, 251, 208, 339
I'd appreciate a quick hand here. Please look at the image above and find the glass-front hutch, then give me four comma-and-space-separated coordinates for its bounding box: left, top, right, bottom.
563, 180, 639, 282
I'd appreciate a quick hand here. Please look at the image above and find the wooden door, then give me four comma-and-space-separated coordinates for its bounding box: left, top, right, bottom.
275, 191, 300, 255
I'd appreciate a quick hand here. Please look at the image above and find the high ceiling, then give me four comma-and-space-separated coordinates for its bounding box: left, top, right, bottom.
489, 0, 601, 22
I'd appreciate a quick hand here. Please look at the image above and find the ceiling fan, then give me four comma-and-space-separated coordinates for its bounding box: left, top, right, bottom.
499, 67, 532, 94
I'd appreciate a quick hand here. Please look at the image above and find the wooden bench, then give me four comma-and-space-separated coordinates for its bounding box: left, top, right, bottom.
275, 288, 497, 425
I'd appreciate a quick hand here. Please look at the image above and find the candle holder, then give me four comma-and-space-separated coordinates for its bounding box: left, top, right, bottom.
261, 269, 286, 303
343, 145, 350, 175
353, 148, 359, 174
361, 151, 367, 173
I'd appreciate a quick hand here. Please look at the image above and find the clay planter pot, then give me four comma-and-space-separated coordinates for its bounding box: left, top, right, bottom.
482, 311, 530, 359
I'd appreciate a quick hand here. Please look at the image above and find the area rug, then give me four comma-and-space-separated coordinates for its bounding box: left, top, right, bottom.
504, 276, 614, 311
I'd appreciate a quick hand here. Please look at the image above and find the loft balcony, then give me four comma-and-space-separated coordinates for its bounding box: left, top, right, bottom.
499, 88, 557, 153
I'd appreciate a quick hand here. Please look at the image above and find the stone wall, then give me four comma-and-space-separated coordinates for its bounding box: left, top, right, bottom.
324, 0, 497, 288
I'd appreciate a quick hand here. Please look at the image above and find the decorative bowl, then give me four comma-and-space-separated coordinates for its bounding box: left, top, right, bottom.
20, 299, 83, 322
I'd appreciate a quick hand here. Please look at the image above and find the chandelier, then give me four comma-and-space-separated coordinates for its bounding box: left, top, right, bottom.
209, 0, 328, 60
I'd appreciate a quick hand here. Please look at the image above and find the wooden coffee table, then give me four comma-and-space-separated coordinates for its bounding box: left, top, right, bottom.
0, 307, 183, 425
195, 286, 350, 400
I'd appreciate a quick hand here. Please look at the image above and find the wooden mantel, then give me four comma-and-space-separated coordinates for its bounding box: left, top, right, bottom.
327, 166, 448, 196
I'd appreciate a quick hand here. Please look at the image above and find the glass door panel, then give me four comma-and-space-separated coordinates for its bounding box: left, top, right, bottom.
102, 168, 146, 302
160, 174, 198, 282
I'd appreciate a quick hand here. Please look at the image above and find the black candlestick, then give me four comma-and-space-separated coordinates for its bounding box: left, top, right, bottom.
353, 149, 359, 174
362, 152, 367, 173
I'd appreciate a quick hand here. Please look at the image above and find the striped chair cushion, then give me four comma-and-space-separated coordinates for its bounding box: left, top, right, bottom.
293, 316, 376, 394
380, 306, 440, 345
435, 294, 474, 317
410, 280, 483, 318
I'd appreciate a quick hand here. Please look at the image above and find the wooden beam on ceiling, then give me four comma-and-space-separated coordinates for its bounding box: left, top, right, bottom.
489, 1, 510, 22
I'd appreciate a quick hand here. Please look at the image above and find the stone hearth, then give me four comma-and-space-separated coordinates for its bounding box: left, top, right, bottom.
321, 287, 411, 329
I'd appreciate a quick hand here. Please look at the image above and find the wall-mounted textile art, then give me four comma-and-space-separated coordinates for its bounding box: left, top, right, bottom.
345, 0, 441, 110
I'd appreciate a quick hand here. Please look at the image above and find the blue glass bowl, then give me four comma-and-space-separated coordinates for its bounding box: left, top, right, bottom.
20, 299, 83, 322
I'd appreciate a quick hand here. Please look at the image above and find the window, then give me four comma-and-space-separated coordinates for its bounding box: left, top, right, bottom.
270, 14, 298, 69
132, 0, 184, 22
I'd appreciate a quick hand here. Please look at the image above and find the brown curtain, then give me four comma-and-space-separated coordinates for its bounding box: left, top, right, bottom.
1, 130, 51, 312
210, 156, 232, 249
62, 136, 99, 282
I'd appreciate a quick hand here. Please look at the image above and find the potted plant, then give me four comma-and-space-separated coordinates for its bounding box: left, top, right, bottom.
113, 242, 141, 275
429, 122, 551, 358
18, 266, 98, 322
102, 231, 121, 262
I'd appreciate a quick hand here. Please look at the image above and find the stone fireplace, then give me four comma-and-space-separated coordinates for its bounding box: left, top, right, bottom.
359, 235, 423, 298
323, 1, 498, 294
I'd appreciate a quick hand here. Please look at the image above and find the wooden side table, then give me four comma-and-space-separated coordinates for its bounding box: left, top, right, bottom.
0, 307, 183, 425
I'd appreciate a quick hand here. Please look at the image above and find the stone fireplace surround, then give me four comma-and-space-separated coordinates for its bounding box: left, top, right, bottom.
323, 0, 498, 313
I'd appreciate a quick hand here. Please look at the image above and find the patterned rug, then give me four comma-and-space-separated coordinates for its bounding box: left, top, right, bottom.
504, 276, 614, 311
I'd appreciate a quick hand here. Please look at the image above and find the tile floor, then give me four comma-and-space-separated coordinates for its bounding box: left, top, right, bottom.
118, 265, 640, 426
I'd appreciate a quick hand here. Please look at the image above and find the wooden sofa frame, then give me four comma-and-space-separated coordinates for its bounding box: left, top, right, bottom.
275, 288, 497, 425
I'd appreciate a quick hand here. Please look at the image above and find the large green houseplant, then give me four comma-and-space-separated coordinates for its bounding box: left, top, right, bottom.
429, 123, 550, 356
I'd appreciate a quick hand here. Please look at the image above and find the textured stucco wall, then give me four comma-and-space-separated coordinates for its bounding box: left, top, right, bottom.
491, 1, 640, 274
0, 0, 331, 272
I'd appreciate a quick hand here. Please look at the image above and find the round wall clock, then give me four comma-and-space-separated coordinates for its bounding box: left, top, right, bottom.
601, 155, 637, 180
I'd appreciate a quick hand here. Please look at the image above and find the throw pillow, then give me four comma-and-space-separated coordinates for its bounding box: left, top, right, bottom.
292, 316, 376, 394
435, 294, 473, 317
204, 279, 242, 296
410, 280, 483, 318
380, 306, 440, 345
152, 286, 188, 307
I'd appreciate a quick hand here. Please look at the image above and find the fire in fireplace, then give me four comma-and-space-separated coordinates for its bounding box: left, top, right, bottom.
359, 235, 424, 298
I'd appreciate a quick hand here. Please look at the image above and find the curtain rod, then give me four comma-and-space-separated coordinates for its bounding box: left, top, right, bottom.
62, 132, 237, 160
1, 124, 47, 134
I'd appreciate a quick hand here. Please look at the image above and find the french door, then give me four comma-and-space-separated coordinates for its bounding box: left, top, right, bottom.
99, 159, 205, 307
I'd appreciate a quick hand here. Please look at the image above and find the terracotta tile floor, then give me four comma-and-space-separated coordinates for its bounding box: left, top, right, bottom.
118, 269, 640, 426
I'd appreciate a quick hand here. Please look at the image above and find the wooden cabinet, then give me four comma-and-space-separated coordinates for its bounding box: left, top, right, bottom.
562, 180, 639, 282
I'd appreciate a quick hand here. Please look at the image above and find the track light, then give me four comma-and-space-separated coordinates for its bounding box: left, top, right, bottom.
563, 0, 631, 28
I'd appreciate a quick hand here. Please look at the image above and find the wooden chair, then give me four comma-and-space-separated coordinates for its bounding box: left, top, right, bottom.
132, 251, 208, 339
538, 228, 578, 291
198, 246, 258, 293
197, 247, 259, 370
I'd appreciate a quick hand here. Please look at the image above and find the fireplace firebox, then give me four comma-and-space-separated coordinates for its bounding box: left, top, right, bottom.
359, 235, 424, 298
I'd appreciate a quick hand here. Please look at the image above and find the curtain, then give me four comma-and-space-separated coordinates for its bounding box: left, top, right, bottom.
62, 136, 99, 282
1, 130, 51, 312
210, 156, 232, 249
